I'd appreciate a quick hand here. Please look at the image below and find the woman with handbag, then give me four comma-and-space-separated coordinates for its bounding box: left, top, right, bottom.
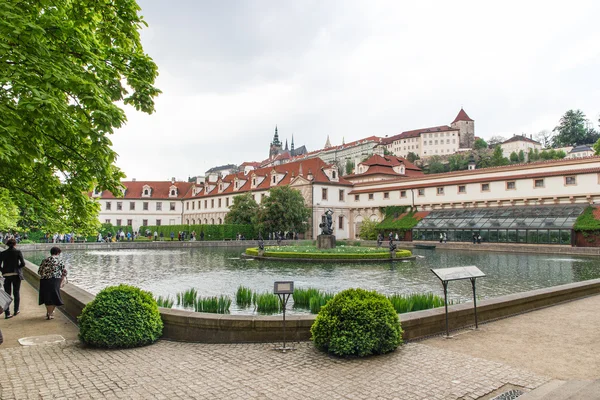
38, 247, 67, 320
0, 238, 25, 319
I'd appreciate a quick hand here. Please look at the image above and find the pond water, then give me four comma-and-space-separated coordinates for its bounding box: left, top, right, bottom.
23, 247, 600, 315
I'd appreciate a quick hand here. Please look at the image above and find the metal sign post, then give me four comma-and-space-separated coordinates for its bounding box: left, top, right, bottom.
431, 266, 486, 338
274, 281, 295, 352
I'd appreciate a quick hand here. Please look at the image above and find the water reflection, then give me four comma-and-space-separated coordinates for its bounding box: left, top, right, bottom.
23, 247, 600, 315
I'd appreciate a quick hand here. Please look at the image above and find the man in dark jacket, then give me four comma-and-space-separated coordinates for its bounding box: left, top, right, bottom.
0, 238, 25, 318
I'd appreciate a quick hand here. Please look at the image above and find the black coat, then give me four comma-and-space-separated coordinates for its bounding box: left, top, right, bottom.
0, 247, 26, 280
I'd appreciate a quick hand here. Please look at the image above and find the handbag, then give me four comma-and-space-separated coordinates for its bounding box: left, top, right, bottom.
0, 289, 12, 313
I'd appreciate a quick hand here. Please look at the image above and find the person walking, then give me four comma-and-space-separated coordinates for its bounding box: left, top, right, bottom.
439, 233, 444, 243
38, 247, 67, 320
443, 232, 448, 243
0, 238, 25, 319
153, 231, 158, 241
170, 232, 175, 241
160, 232, 164, 241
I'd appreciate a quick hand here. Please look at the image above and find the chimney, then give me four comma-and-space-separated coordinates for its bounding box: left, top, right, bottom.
530, 134, 532, 139
132, 178, 136, 182
171, 177, 175, 184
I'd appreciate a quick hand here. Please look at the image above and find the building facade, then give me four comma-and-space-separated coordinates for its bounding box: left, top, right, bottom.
500, 135, 542, 160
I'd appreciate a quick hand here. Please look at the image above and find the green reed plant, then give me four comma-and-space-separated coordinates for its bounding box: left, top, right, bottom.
386, 293, 447, 314
236, 286, 254, 308
176, 288, 198, 309
293, 287, 321, 308
309, 292, 335, 314
195, 295, 232, 314
252, 292, 280, 313
155, 295, 174, 308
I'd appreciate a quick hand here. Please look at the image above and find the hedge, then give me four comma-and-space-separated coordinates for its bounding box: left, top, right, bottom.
245, 247, 412, 259
573, 206, 600, 232
138, 224, 256, 240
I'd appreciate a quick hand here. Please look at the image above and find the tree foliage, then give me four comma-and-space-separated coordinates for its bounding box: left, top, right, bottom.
473, 138, 488, 150
224, 193, 259, 225
0, 0, 160, 234
406, 152, 420, 163
256, 186, 311, 235
487, 135, 506, 147
345, 160, 355, 175
552, 109, 590, 147
358, 218, 378, 240
491, 146, 509, 166
535, 130, 554, 148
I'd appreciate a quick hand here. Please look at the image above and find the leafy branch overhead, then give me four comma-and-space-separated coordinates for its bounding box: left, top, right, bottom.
0, 0, 160, 232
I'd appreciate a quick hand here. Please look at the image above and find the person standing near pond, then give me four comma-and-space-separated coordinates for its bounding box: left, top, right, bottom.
0, 238, 25, 319
38, 247, 67, 320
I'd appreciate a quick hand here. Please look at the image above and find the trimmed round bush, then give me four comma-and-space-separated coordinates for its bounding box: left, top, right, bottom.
78, 284, 163, 348
310, 288, 403, 357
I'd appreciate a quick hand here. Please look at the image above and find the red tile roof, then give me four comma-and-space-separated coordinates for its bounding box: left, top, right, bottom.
97, 181, 194, 199
452, 108, 473, 123
345, 154, 423, 179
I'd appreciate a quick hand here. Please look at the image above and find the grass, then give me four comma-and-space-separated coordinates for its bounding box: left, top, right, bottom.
177, 288, 198, 308
236, 286, 254, 308
386, 293, 447, 314
252, 292, 280, 313
292, 287, 321, 308
308, 292, 335, 314
155, 295, 174, 308
195, 296, 231, 313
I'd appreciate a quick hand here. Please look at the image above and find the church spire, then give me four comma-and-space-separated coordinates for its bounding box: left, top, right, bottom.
324, 135, 332, 149
272, 125, 281, 146
291, 135, 295, 151
284, 139, 288, 151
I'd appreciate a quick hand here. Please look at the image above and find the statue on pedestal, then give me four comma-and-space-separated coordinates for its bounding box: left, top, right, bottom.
319, 209, 334, 235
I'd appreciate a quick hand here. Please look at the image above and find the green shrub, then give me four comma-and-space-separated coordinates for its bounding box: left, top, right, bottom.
78, 285, 163, 348
244, 247, 411, 260
311, 288, 403, 357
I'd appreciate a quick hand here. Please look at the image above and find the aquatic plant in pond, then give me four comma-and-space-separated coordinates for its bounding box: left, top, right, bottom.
195, 295, 231, 314
293, 287, 321, 308
309, 292, 335, 314
177, 288, 198, 308
236, 286, 254, 308
155, 295, 174, 308
252, 292, 280, 313
386, 293, 447, 314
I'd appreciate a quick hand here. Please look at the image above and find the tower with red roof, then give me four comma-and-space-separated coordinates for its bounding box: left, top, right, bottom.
451, 108, 475, 149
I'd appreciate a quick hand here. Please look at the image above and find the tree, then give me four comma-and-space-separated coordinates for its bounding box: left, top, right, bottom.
224, 193, 259, 225
406, 152, 420, 163
345, 160, 355, 175
491, 146, 509, 166
256, 186, 311, 235
487, 136, 506, 147
0, 189, 19, 230
0, 1, 160, 234
553, 110, 588, 147
509, 151, 519, 163
426, 156, 445, 174
447, 153, 468, 171
528, 148, 540, 162
473, 138, 488, 150
358, 218, 378, 240
535, 130, 553, 148
518, 150, 525, 163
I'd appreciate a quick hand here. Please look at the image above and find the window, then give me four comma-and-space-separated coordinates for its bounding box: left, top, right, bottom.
338, 216, 344, 230
226, 198, 229, 207
186, 202, 189, 210
211, 199, 214, 208
506, 181, 516, 190
105, 219, 111, 224
116, 219, 121, 226
170, 189, 175, 196
436, 187, 444, 195
129, 202, 135, 210
534, 179, 544, 188
368, 193, 374, 200
144, 189, 149, 196
116, 202, 122, 211
384, 192, 390, 199
105, 202, 111, 210
127, 219, 132, 226
143, 202, 149, 211
204, 200, 207, 209
198, 201, 201, 209
322, 188, 328, 200
142, 219, 148, 226
418, 189, 425, 196
458, 185, 466, 194
332, 170, 336, 179
481, 183, 490, 192
339, 190, 344, 201
354, 194, 360, 201
156, 219, 161, 226
272, 175, 276, 184
565, 176, 576, 185
192, 202, 195, 210
218, 199, 222, 208
170, 202, 176, 211
156, 202, 162, 211
261, 193, 265, 201
400, 190, 406, 198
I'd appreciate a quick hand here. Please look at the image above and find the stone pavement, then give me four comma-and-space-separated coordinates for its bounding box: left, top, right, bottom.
2, 282, 600, 399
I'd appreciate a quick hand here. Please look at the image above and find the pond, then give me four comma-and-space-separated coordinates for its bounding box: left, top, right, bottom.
23, 247, 600, 315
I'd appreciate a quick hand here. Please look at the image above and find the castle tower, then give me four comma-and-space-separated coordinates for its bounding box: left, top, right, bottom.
291, 135, 295, 156
451, 108, 475, 149
269, 125, 282, 159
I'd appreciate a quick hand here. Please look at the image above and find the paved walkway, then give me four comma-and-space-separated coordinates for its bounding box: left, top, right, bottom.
0, 281, 598, 399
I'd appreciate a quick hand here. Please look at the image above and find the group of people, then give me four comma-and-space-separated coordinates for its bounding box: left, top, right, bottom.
438, 232, 483, 244
0, 232, 26, 244
377, 232, 400, 247
0, 240, 66, 344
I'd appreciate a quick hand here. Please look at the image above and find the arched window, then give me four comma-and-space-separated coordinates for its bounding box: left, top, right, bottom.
218, 218, 222, 225
170, 190, 175, 196
204, 219, 208, 224
211, 218, 214, 224
144, 189, 148, 195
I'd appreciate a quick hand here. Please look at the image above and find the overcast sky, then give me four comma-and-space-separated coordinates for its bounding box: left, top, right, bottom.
111, 0, 600, 181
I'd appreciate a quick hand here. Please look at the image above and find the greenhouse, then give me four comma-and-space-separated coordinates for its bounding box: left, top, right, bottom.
412, 204, 587, 245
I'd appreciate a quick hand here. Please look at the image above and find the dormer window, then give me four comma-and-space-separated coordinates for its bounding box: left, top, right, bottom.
169, 185, 177, 197
142, 185, 152, 197
170, 190, 175, 195
93, 187, 101, 197
144, 189, 149, 195
219, 183, 223, 192
272, 176, 276, 184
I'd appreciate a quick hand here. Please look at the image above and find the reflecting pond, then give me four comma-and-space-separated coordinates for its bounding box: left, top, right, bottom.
23, 247, 600, 315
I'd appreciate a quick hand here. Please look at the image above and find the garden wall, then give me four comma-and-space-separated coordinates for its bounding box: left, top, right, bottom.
573, 231, 600, 247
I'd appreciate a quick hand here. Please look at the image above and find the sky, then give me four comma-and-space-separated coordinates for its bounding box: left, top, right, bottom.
111, 0, 600, 181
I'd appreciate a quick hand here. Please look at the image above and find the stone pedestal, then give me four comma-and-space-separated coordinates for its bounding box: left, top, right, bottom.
317, 235, 336, 249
